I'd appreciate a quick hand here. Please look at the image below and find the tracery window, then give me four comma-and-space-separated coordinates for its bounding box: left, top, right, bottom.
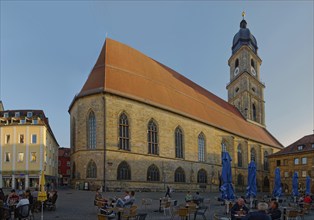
264, 151, 269, 171
175, 127, 184, 158
238, 144, 243, 167
174, 167, 185, 183
197, 169, 207, 184
147, 120, 158, 155
198, 133, 205, 162
147, 164, 160, 181
119, 113, 130, 150
117, 161, 131, 180
87, 111, 96, 149
86, 160, 97, 178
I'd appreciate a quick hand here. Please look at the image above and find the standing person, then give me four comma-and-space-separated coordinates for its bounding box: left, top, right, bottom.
0, 188, 5, 201
165, 185, 171, 198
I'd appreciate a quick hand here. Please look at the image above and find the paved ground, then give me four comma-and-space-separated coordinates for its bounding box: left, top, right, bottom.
27, 188, 313, 220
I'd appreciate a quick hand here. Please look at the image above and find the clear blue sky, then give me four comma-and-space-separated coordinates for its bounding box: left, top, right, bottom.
1, 1, 313, 147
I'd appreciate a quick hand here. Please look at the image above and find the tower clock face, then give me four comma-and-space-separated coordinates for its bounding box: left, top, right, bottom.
251, 67, 256, 76
234, 67, 239, 76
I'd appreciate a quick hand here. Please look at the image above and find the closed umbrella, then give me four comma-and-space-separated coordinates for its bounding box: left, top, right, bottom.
272, 167, 282, 199
246, 161, 257, 208
220, 152, 235, 201
292, 172, 299, 198
305, 176, 311, 195
37, 170, 47, 220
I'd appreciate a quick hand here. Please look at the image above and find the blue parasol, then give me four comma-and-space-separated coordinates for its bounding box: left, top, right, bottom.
220, 151, 235, 200
272, 167, 282, 198
246, 161, 257, 198
292, 172, 299, 197
305, 176, 311, 195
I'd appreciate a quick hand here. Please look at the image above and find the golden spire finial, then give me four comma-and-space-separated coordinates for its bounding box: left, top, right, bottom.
242, 11, 246, 19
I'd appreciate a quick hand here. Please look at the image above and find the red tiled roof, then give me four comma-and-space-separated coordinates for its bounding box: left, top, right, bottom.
71, 38, 283, 149
269, 134, 314, 157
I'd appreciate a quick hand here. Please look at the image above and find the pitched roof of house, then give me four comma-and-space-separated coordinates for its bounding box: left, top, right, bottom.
58, 147, 71, 157
268, 134, 314, 157
70, 38, 283, 149
0, 109, 59, 146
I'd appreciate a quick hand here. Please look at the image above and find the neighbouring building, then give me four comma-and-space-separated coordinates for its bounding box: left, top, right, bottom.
69, 17, 283, 192
268, 134, 314, 194
58, 147, 71, 186
0, 107, 59, 189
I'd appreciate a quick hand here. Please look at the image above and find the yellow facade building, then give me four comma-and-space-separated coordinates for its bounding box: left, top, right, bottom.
0, 107, 59, 189
268, 134, 314, 194
69, 18, 283, 192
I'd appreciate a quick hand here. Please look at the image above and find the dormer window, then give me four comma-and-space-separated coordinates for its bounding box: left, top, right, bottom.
3, 112, 9, 118
20, 119, 26, 124
297, 145, 303, 150
32, 119, 38, 125
15, 112, 20, 117
27, 112, 33, 117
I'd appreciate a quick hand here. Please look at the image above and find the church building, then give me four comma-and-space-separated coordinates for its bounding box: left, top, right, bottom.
69, 17, 283, 192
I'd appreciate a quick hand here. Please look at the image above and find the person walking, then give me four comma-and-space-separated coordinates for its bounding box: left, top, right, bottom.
165, 185, 171, 198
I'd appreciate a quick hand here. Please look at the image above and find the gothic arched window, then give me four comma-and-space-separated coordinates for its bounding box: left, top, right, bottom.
198, 133, 205, 162
237, 174, 244, 186
221, 141, 227, 152
87, 111, 96, 149
264, 176, 270, 187
147, 120, 158, 155
117, 161, 131, 180
174, 167, 185, 183
197, 169, 207, 184
264, 151, 269, 171
86, 160, 97, 178
251, 147, 256, 162
237, 144, 243, 167
71, 117, 76, 151
147, 164, 160, 181
175, 127, 184, 158
119, 113, 130, 150
252, 104, 257, 121
72, 162, 76, 179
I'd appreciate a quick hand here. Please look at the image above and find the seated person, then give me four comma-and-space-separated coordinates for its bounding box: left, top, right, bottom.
7, 189, 19, 206
304, 194, 312, 204
268, 201, 281, 220
95, 188, 104, 201
115, 191, 135, 208
230, 198, 249, 220
15, 193, 30, 218
193, 192, 203, 205
25, 189, 34, 205
185, 191, 193, 203
243, 202, 271, 220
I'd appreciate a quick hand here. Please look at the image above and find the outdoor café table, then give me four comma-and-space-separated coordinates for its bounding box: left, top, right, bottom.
233, 213, 247, 219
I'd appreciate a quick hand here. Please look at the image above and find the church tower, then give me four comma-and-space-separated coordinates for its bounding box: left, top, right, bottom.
227, 14, 265, 126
